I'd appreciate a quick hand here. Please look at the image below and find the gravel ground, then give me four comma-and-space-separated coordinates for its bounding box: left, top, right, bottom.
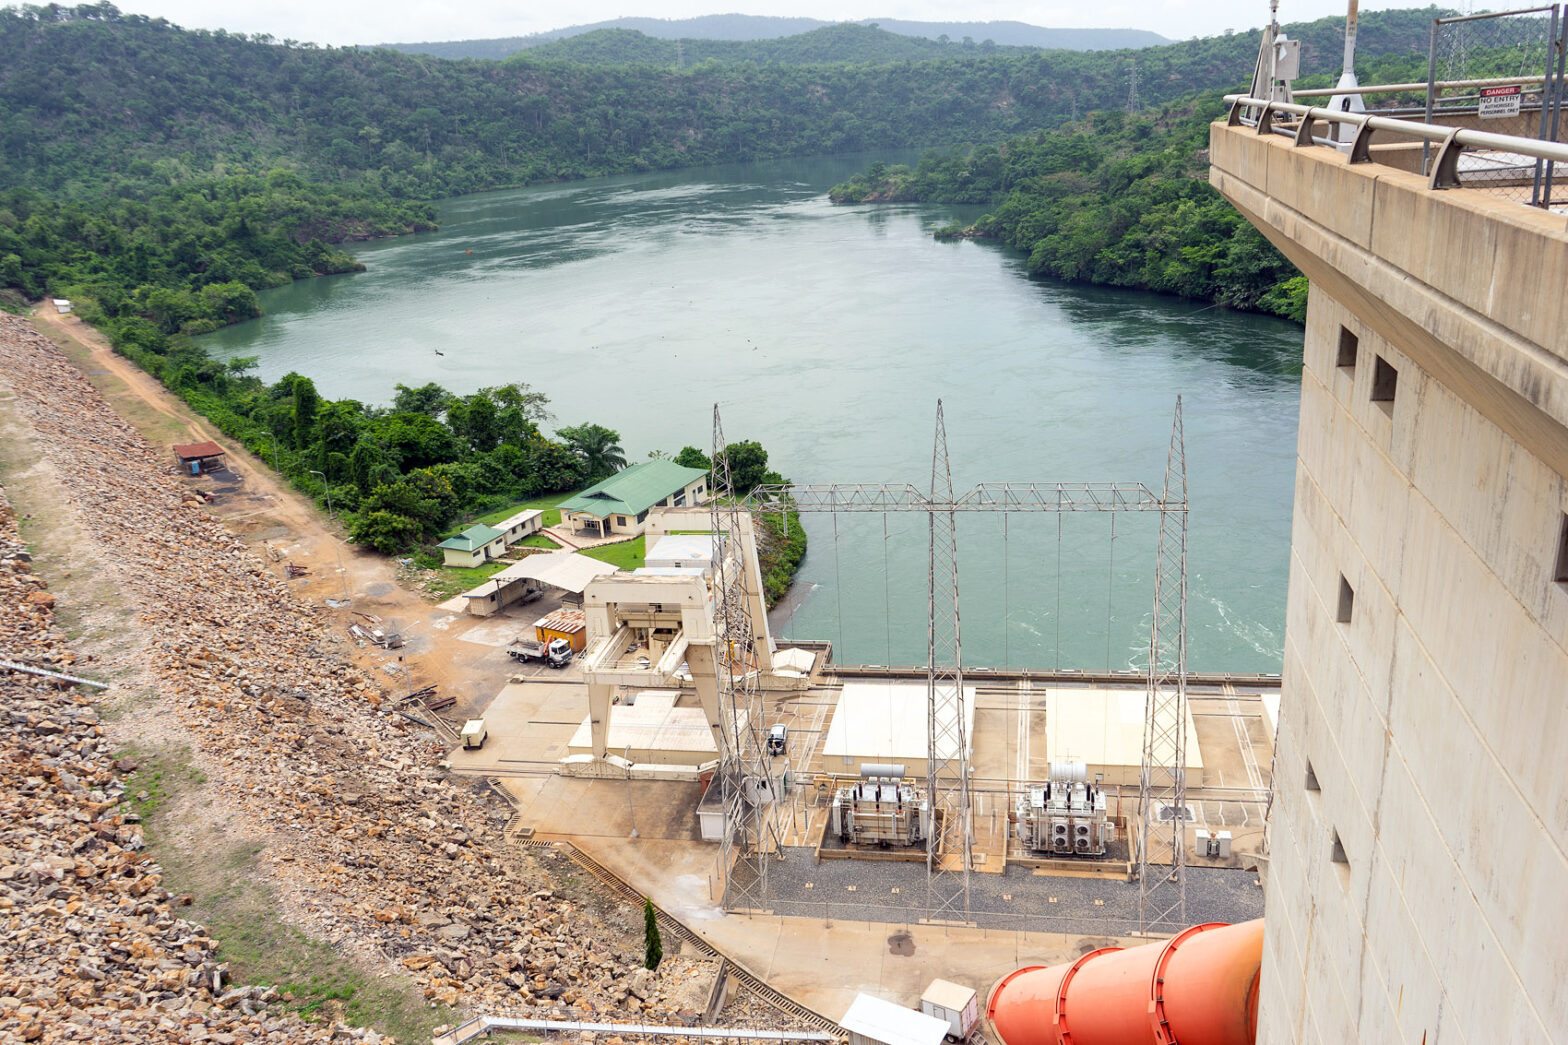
731, 846, 1263, 936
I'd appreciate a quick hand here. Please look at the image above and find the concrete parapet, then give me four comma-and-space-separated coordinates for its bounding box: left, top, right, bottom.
1210, 121, 1568, 477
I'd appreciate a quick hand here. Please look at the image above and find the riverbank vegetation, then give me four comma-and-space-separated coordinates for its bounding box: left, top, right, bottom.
829, 98, 1310, 321
0, 1, 1437, 580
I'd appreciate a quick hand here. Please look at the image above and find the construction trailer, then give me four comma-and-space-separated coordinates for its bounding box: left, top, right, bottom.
1013, 760, 1115, 857
920, 980, 979, 1042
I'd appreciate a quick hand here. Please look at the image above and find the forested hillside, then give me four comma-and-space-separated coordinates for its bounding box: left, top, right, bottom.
832, 99, 1308, 321
0, 2, 1447, 557
383, 17, 1170, 61
523, 24, 1033, 66
821, 21, 1454, 324
1, 4, 1441, 200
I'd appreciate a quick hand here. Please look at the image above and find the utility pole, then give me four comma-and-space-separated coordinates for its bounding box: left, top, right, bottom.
309, 469, 350, 603
308, 469, 334, 520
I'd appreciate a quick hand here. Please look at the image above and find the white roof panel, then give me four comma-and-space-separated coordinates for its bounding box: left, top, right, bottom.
921, 979, 976, 1012
646, 533, 717, 566
840, 994, 949, 1045
822, 682, 975, 764
495, 508, 544, 531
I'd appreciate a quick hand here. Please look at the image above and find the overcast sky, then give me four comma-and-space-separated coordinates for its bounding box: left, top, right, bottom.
110, 1, 1437, 48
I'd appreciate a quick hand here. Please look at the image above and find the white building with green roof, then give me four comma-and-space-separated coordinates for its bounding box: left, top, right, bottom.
557, 460, 709, 539
435, 523, 507, 568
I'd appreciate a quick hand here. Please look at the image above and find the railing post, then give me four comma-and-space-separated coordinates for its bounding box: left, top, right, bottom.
1424, 17, 1441, 175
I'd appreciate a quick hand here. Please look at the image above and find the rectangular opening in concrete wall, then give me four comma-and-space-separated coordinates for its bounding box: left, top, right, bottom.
1336, 575, 1355, 623
1336, 326, 1359, 369
1372, 355, 1398, 411
1554, 513, 1568, 585
1331, 829, 1350, 888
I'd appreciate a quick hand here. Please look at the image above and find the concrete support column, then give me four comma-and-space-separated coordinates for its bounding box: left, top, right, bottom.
587, 680, 614, 759
685, 643, 729, 756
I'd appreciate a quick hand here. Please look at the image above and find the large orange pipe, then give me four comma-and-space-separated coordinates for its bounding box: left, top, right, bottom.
986, 919, 1263, 1045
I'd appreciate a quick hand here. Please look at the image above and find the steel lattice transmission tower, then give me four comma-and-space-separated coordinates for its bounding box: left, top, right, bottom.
1137, 396, 1190, 934
709, 405, 780, 911
925, 401, 972, 923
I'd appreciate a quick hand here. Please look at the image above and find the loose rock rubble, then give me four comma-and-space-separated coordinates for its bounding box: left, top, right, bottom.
0, 315, 799, 1042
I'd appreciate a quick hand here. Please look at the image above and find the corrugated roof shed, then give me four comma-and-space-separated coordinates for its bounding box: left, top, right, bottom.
535, 609, 586, 635
557, 460, 707, 519
173, 441, 226, 461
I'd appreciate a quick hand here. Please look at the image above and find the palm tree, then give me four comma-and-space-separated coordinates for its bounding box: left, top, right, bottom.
557, 423, 627, 482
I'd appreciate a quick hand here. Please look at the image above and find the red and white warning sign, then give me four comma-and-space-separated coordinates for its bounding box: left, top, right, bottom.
1479, 84, 1523, 119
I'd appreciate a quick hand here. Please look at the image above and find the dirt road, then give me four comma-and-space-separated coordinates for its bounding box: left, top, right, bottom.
25, 306, 520, 714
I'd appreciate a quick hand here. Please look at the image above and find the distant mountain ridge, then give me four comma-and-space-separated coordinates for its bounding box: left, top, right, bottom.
376, 15, 1171, 60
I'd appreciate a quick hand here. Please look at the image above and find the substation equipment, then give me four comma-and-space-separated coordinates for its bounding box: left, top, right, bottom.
1013, 760, 1115, 857
830, 768, 930, 847
706, 396, 1198, 934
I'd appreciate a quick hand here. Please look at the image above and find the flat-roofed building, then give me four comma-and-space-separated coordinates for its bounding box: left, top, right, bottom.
820, 681, 976, 780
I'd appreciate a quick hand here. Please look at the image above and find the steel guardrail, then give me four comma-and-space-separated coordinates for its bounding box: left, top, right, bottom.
1223, 94, 1568, 167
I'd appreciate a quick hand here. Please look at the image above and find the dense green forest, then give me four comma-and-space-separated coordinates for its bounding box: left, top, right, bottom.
523, 24, 1035, 66
829, 98, 1310, 321
819, 35, 1465, 323
382, 16, 1170, 61
0, 173, 434, 330
1, 4, 1440, 199
0, 2, 1446, 561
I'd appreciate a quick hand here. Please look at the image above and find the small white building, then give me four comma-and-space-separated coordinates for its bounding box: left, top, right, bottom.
820, 681, 976, 780
436, 524, 507, 568
840, 994, 950, 1045
493, 508, 545, 548
645, 533, 717, 571
1042, 686, 1203, 789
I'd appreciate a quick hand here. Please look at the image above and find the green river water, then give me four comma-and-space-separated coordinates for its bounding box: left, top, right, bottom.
202, 153, 1305, 674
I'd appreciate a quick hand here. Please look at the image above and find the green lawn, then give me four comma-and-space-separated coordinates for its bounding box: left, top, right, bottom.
579, 536, 645, 570
472, 489, 584, 530
418, 557, 512, 600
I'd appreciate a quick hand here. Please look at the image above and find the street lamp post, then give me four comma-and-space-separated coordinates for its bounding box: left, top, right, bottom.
264, 429, 280, 472
625, 743, 639, 839
308, 469, 334, 520
309, 468, 350, 603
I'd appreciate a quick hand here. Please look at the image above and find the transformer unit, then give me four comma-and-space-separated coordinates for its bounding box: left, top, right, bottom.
830, 773, 930, 847
1014, 760, 1115, 857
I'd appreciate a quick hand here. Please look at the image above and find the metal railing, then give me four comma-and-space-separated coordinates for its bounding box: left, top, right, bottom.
1222, 93, 1568, 205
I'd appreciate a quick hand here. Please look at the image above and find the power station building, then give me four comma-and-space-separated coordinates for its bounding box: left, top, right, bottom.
1210, 87, 1568, 1041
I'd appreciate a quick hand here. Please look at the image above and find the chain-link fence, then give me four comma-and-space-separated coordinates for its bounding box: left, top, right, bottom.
1423, 5, 1568, 204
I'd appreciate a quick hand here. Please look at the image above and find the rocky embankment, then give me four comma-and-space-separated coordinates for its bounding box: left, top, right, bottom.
0, 313, 770, 1042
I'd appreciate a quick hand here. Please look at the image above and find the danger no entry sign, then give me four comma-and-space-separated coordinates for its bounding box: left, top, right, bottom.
1479, 85, 1523, 119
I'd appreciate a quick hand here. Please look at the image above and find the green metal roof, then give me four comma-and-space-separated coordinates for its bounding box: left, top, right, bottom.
437, 524, 505, 553
557, 460, 708, 520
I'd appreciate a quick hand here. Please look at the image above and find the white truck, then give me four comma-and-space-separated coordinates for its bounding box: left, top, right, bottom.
508, 636, 573, 668
920, 979, 979, 1042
